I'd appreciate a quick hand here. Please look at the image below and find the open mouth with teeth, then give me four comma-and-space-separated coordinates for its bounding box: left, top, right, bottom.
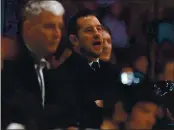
93, 41, 102, 46
93, 41, 101, 45
93, 41, 102, 50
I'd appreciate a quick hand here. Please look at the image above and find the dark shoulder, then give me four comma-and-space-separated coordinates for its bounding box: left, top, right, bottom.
100, 61, 121, 76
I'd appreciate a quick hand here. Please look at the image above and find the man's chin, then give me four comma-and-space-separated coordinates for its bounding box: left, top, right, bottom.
92, 53, 102, 58
92, 50, 102, 56
100, 56, 110, 62
44, 49, 57, 57
48, 48, 57, 53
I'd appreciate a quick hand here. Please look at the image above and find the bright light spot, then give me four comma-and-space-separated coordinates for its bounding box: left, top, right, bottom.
6, 123, 25, 130
133, 78, 140, 84
121, 72, 134, 85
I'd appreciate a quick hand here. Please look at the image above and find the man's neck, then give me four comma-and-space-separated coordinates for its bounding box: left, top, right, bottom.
76, 51, 99, 62
25, 43, 43, 61
87, 56, 99, 63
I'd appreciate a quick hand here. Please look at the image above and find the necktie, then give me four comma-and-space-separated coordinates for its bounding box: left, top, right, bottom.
35, 60, 47, 107
91, 62, 100, 71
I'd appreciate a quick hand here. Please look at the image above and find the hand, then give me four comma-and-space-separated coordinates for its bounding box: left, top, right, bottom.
95, 100, 103, 107
167, 108, 174, 121
49, 48, 72, 69
6, 123, 25, 130
67, 126, 79, 130
50, 56, 61, 69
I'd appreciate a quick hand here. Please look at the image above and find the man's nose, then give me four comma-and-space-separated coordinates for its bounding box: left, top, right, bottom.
53, 28, 61, 39
93, 30, 101, 40
103, 41, 107, 47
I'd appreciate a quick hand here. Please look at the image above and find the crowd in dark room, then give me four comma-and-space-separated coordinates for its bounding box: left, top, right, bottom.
1, 0, 174, 130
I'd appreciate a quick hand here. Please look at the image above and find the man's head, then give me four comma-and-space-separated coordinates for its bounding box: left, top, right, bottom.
83, 1, 99, 11
131, 48, 148, 74
134, 56, 148, 74
158, 59, 174, 81
128, 101, 158, 130
100, 25, 112, 62
109, 0, 122, 17
68, 10, 103, 61
23, 0, 65, 58
124, 85, 160, 130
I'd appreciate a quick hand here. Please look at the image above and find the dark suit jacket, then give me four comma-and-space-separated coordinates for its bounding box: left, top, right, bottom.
2, 43, 79, 130
56, 52, 122, 128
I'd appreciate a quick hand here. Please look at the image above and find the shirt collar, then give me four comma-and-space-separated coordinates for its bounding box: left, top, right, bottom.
88, 58, 100, 68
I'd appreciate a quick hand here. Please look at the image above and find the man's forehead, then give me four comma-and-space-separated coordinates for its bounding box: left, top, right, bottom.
40, 11, 63, 21
135, 102, 158, 109
77, 15, 101, 27
27, 11, 63, 24
103, 31, 110, 37
81, 15, 96, 20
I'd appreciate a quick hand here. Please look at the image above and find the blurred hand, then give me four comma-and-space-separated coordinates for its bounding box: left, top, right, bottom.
95, 100, 103, 107
50, 56, 61, 69
49, 48, 72, 69
67, 126, 79, 130
157, 106, 165, 119
6, 123, 25, 130
167, 108, 174, 121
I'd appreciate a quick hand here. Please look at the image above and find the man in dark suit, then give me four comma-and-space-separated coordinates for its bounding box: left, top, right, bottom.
2, 1, 78, 130
56, 10, 121, 129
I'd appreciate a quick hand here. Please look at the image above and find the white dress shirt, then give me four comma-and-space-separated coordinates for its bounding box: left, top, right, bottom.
25, 44, 50, 107
35, 58, 50, 107
88, 58, 100, 71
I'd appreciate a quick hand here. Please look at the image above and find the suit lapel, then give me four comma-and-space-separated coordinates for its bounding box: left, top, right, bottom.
15, 43, 43, 103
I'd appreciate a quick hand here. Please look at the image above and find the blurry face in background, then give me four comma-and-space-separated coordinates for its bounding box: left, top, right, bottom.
161, 62, 174, 81
110, 2, 122, 17
134, 56, 148, 74
83, 1, 99, 11
23, 11, 63, 57
129, 102, 158, 130
113, 101, 127, 124
100, 30, 112, 62
1, 37, 19, 60
76, 15, 103, 59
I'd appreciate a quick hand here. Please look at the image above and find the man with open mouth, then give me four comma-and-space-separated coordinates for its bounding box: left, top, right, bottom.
50, 9, 122, 129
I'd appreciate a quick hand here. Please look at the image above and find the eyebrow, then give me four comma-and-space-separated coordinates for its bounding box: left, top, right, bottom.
83, 24, 103, 29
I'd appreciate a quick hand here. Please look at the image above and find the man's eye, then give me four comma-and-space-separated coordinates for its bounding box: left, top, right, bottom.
44, 24, 55, 29
107, 39, 111, 44
141, 108, 150, 113
59, 24, 64, 30
97, 27, 103, 31
86, 29, 93, 32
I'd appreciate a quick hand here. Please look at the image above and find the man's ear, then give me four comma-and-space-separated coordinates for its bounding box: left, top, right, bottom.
69, 35, 79, 47
23, 20, 33, 37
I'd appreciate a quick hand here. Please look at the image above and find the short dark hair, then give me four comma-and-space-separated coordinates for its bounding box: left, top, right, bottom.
67, 9, 96, 36
102, 24, 112, 36
123, 82, 161, 114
